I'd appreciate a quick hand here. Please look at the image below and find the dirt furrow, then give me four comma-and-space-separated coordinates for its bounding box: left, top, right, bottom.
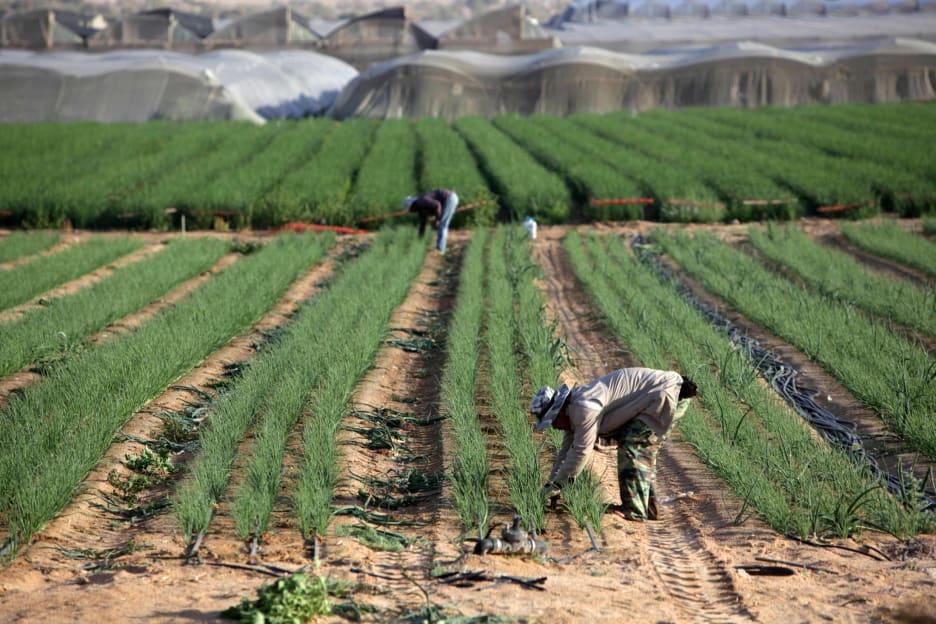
330, 242, 461, 613
737, 237, 936, 356
532, 227, 757, 622
647, 460, 759, 623
814, 230, 936, 292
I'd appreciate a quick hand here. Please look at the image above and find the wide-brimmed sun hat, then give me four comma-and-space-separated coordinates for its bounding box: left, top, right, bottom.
530, 383, 572, 431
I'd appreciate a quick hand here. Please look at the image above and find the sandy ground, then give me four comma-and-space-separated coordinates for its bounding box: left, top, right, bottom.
0, 222, 935, 623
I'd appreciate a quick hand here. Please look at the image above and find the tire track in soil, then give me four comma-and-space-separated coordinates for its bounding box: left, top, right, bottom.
13, 240, 350, 572
330, 243, 462, 612
533, 229, 757, 624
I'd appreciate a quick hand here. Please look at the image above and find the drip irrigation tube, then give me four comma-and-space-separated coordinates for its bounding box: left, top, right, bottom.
632, 235, 936, 512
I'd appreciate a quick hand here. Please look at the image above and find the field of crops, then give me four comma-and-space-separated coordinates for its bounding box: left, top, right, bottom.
2, 103, 935, 232
0, 217, 933, 622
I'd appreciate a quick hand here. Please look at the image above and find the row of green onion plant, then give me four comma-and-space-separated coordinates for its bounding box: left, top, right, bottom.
240, 228, 427, 544
0, 237, 230, 378
454, 116, 571, 224
680, 107, 931, 216
569, 113, 726, 223
626, 111, 801, 221
52, 124, 235, 229
484, 226, 546, 532
0, 231, 59, 264
841, 220, 936, 280
0, 236, 142, 311
747, 223, 935, 339
0, 123, 224, 229
653, 229, 936, 464
656, 111, 875, 214
414, 117, 498, 228
175, 229, 423, 547
272, 118, 379, 227
565, 230, 934, 538
691, 106, 936, 216
0, 233, 332, 558
441, 228, 491, 536
502, 227, 609, 536
292, 227, 427, 545
493, 114, 644, 221
184, 121, 331, 228
349, 119, 419, 221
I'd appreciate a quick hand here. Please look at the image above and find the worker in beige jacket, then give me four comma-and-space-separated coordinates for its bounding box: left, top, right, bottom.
530, 367, 697, 520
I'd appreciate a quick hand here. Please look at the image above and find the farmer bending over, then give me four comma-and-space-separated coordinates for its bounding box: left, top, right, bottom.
530, 367, 698, 520
403, 188, 459, 253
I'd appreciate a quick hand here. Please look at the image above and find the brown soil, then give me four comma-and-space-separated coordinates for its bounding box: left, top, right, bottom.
1, 224, 935, 624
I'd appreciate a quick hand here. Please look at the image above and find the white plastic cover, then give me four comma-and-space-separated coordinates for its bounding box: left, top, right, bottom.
328, 38, 936, 119
547, 12, 936, 53
0, 48, 358, 123
207, 7, 319, 46
553, 0, 936, 22
177, 49, 358, 119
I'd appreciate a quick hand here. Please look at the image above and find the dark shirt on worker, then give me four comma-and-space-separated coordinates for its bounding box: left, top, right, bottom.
410, 189, 453, 238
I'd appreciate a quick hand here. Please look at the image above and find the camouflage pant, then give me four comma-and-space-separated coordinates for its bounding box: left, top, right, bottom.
613, 399, 691, 520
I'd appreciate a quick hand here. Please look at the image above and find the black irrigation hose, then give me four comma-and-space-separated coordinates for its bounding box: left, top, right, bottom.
631, 235, 936, 512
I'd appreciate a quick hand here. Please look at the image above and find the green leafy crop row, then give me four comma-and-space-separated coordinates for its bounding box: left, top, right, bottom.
565, 230, 933, 537
655, 229, 936, 463
1, 105, 933, 230
0, 233, 329, 556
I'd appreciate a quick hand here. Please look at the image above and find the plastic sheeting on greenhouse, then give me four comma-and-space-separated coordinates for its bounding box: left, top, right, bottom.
0, 48, 358, 123
1, 9, 88, 49
550, 0, 935, 22
196, 49, 358, 118
546, 11, 936, 52
207, 7, 319, 48
328, 37, 936, 119
319, 7, 437, 69
436, 5, 560, 54
88, 9, 208, 49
